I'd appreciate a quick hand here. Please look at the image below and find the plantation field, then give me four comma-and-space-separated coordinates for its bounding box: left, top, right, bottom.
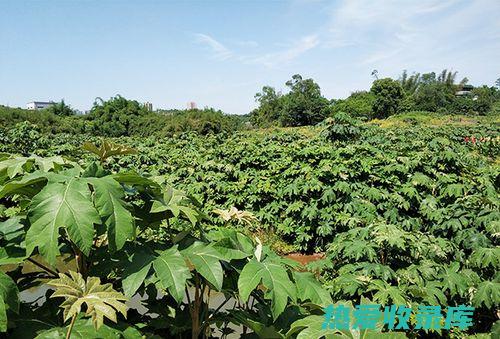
0, 113, 499, 338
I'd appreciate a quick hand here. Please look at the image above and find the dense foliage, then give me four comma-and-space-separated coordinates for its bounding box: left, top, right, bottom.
370, 78, 404, 118
1, 111, 498, 337
131, 108, 245, 137
331, 70, 500, 121
1, 70, 499, 337
0, 141, 332, 338
251, 74, 330, 127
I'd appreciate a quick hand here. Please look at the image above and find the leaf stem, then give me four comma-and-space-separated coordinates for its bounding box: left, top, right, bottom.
28, 258, 59, 278
66, 314, 77, 339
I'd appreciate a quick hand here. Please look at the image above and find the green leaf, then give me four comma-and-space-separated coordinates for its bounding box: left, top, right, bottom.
0, 216, 25, 241
181, 241, 224, 290
121, 250, 155, 297
238, 259, 296, 319
439, 262, 469, 297
469, 247, 500, 269
82, 139, 136, 163
0, 172, 48, 198
152, 246, 191, 303
26, 178, 101, 265
111, 172, 161, 192
151, 187, 200, 226
34, 318, 129, 339
367, 280, 407, 305
88, 177, 135, 251
48, 271, 128, 330
286, 314, 342, 339
208, 229, 254, 261
472, 281, 500, 308
0, 271, 19, 332
0, 299, 5, 333
293, 272, 332, 306
0, 157, 30, 180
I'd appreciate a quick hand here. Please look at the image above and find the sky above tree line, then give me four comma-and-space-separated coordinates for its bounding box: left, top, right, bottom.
1, 0, 499, 114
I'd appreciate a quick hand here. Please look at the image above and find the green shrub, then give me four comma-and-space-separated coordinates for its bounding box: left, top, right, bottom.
331, 91, 374, 119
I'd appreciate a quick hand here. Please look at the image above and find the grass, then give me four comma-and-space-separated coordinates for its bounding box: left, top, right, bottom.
369, 111, 500, 128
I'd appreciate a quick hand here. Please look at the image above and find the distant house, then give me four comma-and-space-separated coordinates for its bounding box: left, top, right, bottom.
455, 84, 474, 97
26, 101, 55, 110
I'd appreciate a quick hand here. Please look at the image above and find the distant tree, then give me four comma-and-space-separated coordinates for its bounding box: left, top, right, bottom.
331, 91, 374, 119
250, 86, 283, 126
399, 70, 421, 94
371, 69, 379, 80
280, 74, 330, 126
46, 99, 75, 116
89, 95, 148, 137
370, 78, 404, 118
471, 86, 497, 114
398, 69, 469, 113
251, 74, 329, 127
496, 78, 500, 88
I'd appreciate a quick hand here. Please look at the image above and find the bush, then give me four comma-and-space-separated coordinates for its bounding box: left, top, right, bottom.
130, 109, 242, 137
320, 112, 363, 141
89, 95, 149, 137
331, 91, 374, 119
0, 121, 48, 155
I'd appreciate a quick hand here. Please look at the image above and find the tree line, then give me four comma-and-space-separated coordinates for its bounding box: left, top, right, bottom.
251, 70, 500, 126
1, 70, 499, 137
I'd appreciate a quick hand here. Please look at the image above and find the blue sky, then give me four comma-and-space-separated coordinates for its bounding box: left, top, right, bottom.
1, 0, 499, 114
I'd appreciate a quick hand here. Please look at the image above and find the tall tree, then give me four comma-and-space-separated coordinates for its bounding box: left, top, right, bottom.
89, 95, 148, 137
46, 99, 75, 116
280, 74, 330, 126
370, 78, 404, 118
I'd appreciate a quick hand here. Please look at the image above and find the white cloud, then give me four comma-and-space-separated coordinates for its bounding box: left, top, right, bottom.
235, 40, 259, 48
243, 35, 320, 68
194, 33, 320, 68
194, 33, 232, 60
323, 0, 500, 73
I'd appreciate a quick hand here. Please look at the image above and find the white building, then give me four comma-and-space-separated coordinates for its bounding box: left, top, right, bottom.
144, 102, 153, 111
26, 101, 55, 110
187, 101, 197, 110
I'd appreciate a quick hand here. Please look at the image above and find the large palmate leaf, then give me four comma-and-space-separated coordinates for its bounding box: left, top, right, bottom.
152, 246, 191, 303
0, 172, 48, 198
207, 229, 254, 261
293, 271, 332, 306
472, 281, 500, 308
0, 271, 19, 332
0, 216, 27, 265
0, 157, 30, 181
238, 259, 296, 319
88, 176, 135, 251
213, 206, 257, 226
48, 271, 128, 330
82, 139, 136, 163
181, 241, 224, 290
469, 247, 500, 269
26, 178, 101, 265
367, 280, 407, 305
121, 249, 156, 297
0, 156, 68, 184
439, 262, 470, 297
150, 186, 200, 226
